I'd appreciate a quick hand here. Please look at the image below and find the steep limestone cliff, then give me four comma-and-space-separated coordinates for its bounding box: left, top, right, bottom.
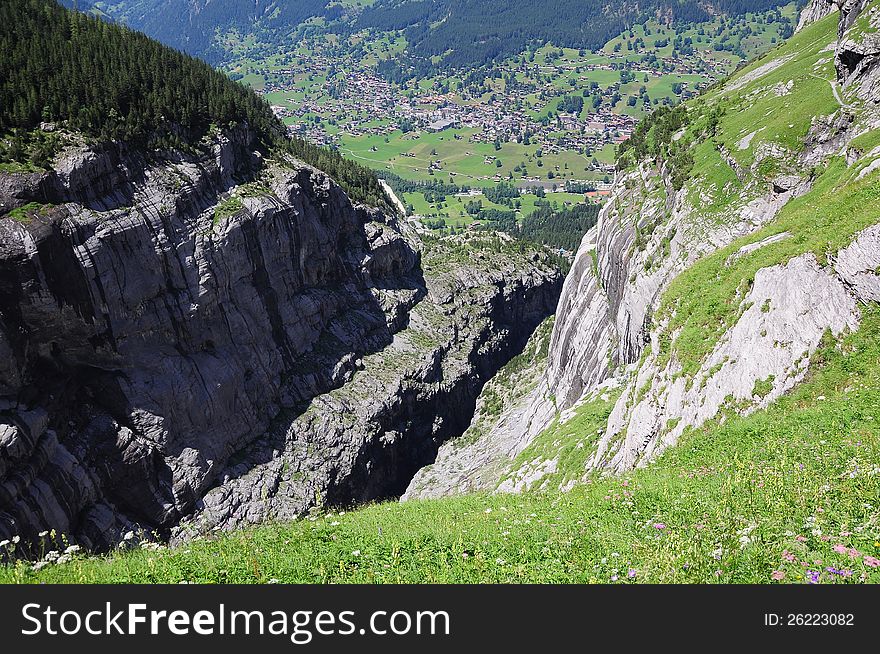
0, 128, 561, 552
405, 0, 880, 498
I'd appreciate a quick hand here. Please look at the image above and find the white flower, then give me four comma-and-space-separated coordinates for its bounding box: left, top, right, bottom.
0, 540, 9, 548
351, 550, 361, 557
330, 521, 341, 526
267, 578, 280, 584
495, 558, 506, 565
38, 531, 49, 538
44, 551, 60, 562
123, 531, 135, 541
11, 535, 20, 544
712, 546, 723, 561
64, 545, 81, 555
32, 561, 49, 572
484, 508, 492, 514
812, 528, 822, 537
56, 554, 72, 565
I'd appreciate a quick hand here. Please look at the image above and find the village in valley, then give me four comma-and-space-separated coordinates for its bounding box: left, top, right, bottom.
228, 5, 797, 235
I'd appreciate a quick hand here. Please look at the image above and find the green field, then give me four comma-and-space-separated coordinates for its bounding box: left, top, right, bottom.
402, 190, 588, 228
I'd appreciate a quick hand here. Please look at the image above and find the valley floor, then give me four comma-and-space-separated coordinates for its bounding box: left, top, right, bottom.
4, 309, 879, 584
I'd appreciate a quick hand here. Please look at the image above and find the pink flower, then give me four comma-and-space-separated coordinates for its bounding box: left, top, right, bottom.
832, 544, 848, 554
653, 523, 666, 530
847, 548, 861, 559
782, 550, 796, 563
795, 535, 807, 543
863, 556, 880, 568
771, 570, 785, 581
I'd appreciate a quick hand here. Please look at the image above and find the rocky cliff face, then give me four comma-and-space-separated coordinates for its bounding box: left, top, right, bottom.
405, 0, 880, 499
796, 0, 838, 33
0, 128, 561, 552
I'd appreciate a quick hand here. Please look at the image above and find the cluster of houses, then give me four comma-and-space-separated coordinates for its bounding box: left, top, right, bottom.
260, 32, 735, 179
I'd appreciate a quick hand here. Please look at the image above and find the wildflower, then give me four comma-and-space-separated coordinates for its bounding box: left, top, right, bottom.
795, 535, 807, 543
32, 561, 49, 572
610, 575, 618, 582
0, 540, 9, 548
653, 523, 666, 530
863, 556, 880, 568
782, 550, 796, 563
832, 544, 848, 554
267, 579, 280, 584
847, 548, 861, 559
330, 521, 340, 526
64, 545, 81, 555
628, 569, 637, 578
38, 531, 49, 538
351, 550, 361, 557
123, 531, 135, 541
44, 551, 59, 562
771, 570, 785, 581
484, 508, 492, 514
56, 554, 72, 565
12, 535, 20, 544
711, 546, 723, 561
495, 558, 506, 565
806, 570, 821, 584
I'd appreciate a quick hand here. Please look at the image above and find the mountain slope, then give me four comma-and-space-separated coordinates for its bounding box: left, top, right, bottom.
0, 0, 389, 208
407, 0, 880, 492
359, 0, 790, 68
90, 0, 792, 66
91, 0, 331, 60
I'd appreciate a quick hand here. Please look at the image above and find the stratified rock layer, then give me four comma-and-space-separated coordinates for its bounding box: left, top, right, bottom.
0, 129, 561, 551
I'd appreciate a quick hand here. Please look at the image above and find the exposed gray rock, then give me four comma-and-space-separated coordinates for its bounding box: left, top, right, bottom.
835, 223, 880, 301
796, 0, 838, 33
0, 128, 561, 552
594, 254, 861, 471
835, 0, 880, 112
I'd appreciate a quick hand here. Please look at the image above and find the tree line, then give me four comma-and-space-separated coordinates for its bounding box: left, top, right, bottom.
1, 0, 391, 210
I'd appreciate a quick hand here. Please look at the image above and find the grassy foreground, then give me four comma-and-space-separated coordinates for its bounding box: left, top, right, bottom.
3, 310, 879, 584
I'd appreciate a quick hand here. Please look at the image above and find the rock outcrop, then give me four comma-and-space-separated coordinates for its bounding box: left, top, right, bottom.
796, 0, 838, 33
0, 128, 561, 552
